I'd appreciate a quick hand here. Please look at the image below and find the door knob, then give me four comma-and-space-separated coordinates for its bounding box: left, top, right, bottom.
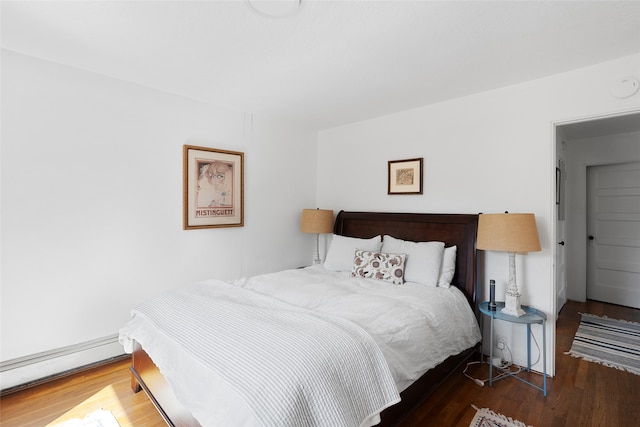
588, 235, 594, 240
558, 241, 565, 246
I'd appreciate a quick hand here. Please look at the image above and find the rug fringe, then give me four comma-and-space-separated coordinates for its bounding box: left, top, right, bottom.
579, 312, 640, 326
565, 350, 640, 376
470, 405, 532, 427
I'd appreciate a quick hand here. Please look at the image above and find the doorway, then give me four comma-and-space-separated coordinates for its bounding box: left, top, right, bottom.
586, 162, 640, 308
555, 111, 640, 312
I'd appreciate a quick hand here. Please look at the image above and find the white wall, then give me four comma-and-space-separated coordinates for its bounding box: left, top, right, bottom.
0, 50, 318, 388
565, 130, 640, 302
317, 53, 640, 376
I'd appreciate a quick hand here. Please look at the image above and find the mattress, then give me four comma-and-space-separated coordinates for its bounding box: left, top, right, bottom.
119, 265, 481, 426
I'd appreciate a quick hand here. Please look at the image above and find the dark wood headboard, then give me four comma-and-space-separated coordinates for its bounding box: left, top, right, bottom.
333, 211, 479, 308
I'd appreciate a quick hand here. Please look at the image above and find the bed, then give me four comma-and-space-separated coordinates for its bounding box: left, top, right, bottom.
119, 211, 481, 426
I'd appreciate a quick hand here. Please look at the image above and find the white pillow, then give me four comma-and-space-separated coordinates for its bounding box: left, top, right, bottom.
437, 246, 457, 288
381, 235, 444, 287
324, 234, 382, 272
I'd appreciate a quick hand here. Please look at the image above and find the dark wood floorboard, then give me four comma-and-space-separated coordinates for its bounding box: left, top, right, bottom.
1, 299, 638, 426
398, 299, 640, 427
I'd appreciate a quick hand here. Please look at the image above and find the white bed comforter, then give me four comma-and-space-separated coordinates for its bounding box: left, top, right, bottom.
119, 266, 481, 427
234, 266, 481, 390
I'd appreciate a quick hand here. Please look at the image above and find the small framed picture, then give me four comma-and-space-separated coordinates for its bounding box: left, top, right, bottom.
388, 158, 423, 195
183, 145, 244, 229
556, 167, 561, 205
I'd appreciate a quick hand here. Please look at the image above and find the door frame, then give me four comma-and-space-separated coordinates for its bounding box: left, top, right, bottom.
552, 108, 640, 314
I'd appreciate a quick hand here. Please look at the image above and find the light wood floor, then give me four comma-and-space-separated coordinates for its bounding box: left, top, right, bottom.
1, 300, 638, 427
0, 357, 166, 427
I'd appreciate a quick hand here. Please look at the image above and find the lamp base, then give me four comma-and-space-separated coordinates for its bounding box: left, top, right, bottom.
313, 233, 322, 265
501, 293, 525, 317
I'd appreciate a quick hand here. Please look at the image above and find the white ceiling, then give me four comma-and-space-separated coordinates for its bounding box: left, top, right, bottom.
2, 0, 639, 130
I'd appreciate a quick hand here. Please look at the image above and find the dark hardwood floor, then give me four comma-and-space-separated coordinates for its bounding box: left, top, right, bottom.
1, 300, 638, 426
400, 299, 640, 427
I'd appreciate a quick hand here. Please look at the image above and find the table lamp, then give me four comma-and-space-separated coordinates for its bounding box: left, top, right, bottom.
300, 208, 334, 264
477, 213, 541, 317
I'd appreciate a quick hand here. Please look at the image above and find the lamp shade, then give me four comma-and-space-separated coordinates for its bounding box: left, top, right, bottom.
300, 209, 334, 234
477, 213, 541, 253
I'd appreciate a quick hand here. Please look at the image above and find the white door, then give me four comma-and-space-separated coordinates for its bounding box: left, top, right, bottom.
587, 162, 640, 308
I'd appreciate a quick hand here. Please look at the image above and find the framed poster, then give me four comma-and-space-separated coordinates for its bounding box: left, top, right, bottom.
183, 145, 244, 229
556, 167, 561, 205
388, 157, 423, 195
557, 160, 566, 220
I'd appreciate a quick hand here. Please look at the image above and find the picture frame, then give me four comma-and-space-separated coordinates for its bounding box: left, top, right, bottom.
388, 157, 423, 195
183, 145, 244, 229
556, 167, 561, 205
556, 162, 566, 220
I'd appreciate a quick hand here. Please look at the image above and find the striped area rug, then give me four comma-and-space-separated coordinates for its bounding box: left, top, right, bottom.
567, 313, 640, 375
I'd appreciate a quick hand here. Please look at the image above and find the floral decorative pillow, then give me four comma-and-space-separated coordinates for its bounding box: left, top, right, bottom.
351, 250, 407, 285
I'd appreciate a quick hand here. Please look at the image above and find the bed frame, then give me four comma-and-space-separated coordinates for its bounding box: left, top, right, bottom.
130, 211, 480, 427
